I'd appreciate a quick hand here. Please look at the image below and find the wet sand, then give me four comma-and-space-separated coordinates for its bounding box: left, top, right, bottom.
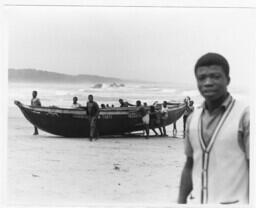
7, 107, 185, 207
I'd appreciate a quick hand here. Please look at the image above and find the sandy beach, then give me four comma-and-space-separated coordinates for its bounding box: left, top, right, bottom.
7, 106, 186, 207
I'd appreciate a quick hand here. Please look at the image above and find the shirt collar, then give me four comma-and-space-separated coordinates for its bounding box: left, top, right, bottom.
202, 93, 233, 111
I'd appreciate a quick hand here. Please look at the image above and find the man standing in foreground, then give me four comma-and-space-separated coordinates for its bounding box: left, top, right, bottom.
178, 53, 249, 204
31, 90, 41, 135
86, 94, 100, 141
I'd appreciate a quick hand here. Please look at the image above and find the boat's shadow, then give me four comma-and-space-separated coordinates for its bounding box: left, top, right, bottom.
40, 133, 172, 140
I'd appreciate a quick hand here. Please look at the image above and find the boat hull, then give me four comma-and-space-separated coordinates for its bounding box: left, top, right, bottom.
14, 101, 186, 137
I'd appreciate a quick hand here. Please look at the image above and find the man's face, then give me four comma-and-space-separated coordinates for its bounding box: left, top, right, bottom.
88, 95, 93, 102
195, 65, 230, 102
32, 91, 37, 98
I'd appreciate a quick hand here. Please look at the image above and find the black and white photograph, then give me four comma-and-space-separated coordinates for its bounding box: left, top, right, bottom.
1, 0, 255, 207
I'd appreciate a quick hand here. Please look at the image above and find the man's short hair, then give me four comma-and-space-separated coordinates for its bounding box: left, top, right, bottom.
194, 53, 230, 78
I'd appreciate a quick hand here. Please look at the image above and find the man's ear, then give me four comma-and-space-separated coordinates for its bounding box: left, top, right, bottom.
227, 76, 230, 85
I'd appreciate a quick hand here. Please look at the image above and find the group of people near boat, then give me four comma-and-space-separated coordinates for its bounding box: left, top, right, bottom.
31, 88, 194, 140
28, 53, 249, 204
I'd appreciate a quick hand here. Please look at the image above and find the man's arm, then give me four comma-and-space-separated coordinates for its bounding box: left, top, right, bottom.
95, 102, 100, 117
238, 106, 249, 166
178, 156, 193, 204
37, 99, 42, 107
127, 102, 134, 106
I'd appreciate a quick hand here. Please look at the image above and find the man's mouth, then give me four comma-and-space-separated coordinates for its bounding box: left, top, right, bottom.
202, 89, 217, 95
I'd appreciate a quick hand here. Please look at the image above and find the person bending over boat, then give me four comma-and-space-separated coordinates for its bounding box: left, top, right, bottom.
119, 99, 134, 107
71, 96, 82, 108
136, 100, 149, 139
31, 90, 41, 135
149, 106, 163, 136
86, 94, 100, 141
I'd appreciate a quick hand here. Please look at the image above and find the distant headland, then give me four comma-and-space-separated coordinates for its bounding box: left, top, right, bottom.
8, 68, 125, 83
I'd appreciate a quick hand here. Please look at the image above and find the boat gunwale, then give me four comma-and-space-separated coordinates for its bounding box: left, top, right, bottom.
14, 100, 186, 116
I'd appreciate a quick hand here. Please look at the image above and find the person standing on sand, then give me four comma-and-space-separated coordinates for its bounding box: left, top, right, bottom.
172, 121, 177, 137
86, 94, 100, 141
178, 53, 249, 204
161, 101, 168, 136
136, 100, 150, 139
31, 90, 41, 135
182, 98, 194, 133
149, 105, 163, 136
182, 100, 194, 137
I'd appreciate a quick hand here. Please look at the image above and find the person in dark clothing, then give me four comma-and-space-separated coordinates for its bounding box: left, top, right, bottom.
31, 90, 41, 135
149, 106, 163, 136
86, 94, 100, 141
173, 121, 177, 137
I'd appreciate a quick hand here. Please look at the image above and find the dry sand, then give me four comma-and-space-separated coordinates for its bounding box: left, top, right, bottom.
7, 107, 186, 207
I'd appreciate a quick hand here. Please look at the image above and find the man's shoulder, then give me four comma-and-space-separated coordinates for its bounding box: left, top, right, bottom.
233, 99, 249, 121
93, 101, 99, 106
234, 98, 249, 108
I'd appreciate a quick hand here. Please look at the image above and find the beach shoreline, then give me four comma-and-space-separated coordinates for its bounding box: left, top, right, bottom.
7, 107, 185, 206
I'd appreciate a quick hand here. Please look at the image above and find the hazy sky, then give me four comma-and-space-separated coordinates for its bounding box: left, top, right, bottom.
7, 6, 256, 88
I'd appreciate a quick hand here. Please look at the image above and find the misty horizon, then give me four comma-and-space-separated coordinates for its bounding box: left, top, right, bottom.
7, 6, 255, 90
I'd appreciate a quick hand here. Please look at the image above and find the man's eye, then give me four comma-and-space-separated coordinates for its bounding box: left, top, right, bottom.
211, 74, 221, 79
198, 76, 205, 81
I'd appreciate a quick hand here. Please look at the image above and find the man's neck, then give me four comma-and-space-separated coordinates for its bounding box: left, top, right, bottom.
205, 93, 229, 112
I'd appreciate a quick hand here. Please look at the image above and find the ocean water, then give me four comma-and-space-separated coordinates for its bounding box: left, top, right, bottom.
8, 81, 249, 111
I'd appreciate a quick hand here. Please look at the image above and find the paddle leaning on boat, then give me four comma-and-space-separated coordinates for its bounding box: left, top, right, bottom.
14, 95, 187, 139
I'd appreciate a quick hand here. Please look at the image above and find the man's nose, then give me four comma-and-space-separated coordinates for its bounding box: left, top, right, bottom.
204, 77, 214, 86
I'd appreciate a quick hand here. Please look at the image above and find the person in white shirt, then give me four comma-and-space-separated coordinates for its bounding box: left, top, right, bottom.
161, 101, 168, 136
71, 96, 82, 108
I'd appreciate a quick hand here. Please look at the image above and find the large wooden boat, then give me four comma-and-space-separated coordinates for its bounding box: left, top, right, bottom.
14, 100, 186, 137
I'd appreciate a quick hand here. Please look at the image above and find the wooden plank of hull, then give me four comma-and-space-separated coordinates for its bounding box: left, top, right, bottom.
14, 101, 186, 137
